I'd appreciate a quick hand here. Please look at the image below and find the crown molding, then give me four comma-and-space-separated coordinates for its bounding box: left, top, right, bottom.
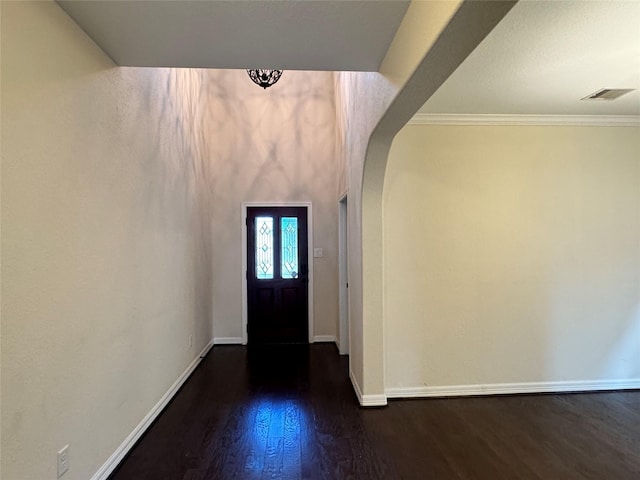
409, 113, 640, 127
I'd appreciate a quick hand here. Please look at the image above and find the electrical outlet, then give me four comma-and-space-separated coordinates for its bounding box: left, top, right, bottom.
189, 334, 193, 348
57, 445, 69, 478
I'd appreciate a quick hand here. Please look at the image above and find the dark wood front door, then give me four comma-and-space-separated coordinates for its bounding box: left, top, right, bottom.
247, 206, 308, 344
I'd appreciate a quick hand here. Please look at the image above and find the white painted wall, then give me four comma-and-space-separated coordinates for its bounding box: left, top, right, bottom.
384, 125, 640, 394
203, 71, 339, 342
333, 0, 467, 403
1, 3, 341, 476
1, 3, 217, 479
334, 71, 397, 401
334, 0, 514, 404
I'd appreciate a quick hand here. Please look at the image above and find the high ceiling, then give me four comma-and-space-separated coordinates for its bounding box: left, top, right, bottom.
57, 0, 410, 71
420, 0, 640, 116
57, 0, 639, 117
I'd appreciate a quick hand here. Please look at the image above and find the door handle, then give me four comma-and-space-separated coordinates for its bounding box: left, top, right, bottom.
299, 265, 308, 283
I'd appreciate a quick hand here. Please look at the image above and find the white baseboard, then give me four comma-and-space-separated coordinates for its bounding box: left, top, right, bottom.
213, 337, 243, 345
313, 335, 337, 343
385, 378, 640, 399
91, 340, 214, 480
349, 368, 388, 407
409, 113, 640, 127
217, 336, 337, 345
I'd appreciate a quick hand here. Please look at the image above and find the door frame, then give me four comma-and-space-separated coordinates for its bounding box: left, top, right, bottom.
241, 202, 314, 345
338, 193, 349, 355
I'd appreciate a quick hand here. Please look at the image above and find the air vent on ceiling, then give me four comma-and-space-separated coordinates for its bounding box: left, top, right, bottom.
581, 88, 635, 101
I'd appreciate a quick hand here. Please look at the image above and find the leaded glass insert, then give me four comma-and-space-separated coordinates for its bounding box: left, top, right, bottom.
256, 217, 274, 279
281, 217, 299, 279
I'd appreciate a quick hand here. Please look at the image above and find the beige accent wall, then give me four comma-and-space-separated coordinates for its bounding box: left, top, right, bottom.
384, 125, 640, 390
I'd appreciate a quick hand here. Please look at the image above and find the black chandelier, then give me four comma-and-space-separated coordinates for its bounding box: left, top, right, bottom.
246, 69, 283, 89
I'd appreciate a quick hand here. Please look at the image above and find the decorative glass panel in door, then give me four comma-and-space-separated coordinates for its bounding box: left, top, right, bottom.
281, 217, 298, 279
255, 217, 274, 279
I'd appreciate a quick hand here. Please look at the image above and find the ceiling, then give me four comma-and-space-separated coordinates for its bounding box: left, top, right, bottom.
420, 0, 640, 116
57, 0, 410, 71
57, 0, 639, 117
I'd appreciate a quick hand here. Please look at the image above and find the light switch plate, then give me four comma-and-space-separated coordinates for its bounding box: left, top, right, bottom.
314, 248, 323, 258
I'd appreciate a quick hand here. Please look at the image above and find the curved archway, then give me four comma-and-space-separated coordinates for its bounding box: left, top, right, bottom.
348, 0, 516, 404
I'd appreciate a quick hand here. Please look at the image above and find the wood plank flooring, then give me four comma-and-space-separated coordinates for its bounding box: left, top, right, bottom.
109, 344, 640, 480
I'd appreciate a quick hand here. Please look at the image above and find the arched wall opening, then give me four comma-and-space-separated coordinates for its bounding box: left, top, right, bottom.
351, 0, 517, 404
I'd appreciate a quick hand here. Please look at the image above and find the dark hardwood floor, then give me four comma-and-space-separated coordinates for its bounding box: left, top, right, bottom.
109, 344, 640, 480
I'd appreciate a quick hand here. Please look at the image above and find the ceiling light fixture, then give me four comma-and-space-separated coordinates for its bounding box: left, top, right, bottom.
247, 69, 283, 89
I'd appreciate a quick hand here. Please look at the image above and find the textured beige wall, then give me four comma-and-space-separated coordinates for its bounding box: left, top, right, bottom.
333, 0, 466, 399
334, 71, 396, 394
335, 0, 514, 401
1, 2, 217, 479
384, 125, 640, 390
204, 70, 338, 340
1, 2, 340, 477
